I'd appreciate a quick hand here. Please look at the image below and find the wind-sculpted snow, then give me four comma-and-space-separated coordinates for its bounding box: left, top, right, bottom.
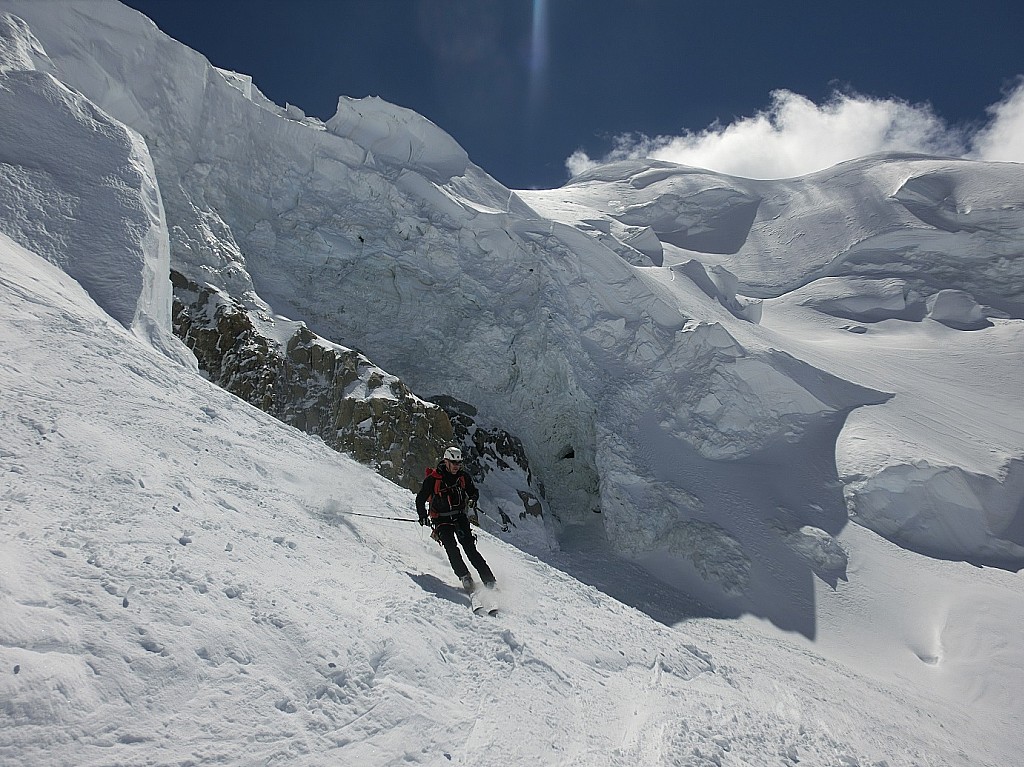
0, 14, 181, 360
788, 276, 926, 323
843, 459, 1024, 567
770, 290, 1024, 569
326, 96, 469, 183
893, 164, 1024, 236
525, 154, 1024, 317
3, 0, 1023, 629
0, 11, 49, 73
925, 288, 990, 329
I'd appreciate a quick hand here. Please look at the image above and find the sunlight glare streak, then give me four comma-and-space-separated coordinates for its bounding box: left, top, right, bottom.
527, 0, 549, 130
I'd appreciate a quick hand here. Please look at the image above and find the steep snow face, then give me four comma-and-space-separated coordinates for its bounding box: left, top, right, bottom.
5, 0, 1022, 611
0, 12, 180, 359
0, 11, 50, 73
325, 95, 469, 183
0, 1, 591, 528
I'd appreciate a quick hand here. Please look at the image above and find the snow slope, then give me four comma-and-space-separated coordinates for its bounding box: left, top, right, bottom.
3, 227, 1023, 767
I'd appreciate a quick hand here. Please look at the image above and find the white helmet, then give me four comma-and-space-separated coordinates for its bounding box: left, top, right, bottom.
443, 446, 463, 462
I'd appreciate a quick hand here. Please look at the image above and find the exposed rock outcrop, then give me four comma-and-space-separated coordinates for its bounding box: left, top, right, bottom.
171, 270, 452, 491
431, 395, 552, 548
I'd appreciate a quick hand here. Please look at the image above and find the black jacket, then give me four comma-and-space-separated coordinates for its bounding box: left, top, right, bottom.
416, 463, 479, 521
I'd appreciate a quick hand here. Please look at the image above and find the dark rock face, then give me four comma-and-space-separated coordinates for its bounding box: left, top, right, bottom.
171, 271, 453, 492
431, 395, 549, 529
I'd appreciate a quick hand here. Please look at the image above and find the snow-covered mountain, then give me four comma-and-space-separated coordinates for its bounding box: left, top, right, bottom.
9, 225, 1020, 766
1, 2, 1022, 765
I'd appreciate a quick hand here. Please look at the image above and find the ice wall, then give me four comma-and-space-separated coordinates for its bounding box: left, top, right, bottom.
0, 11, 183, 361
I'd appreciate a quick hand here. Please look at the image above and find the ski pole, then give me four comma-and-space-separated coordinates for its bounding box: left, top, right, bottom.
331, 510, 420, 523
477, 507, 510, 533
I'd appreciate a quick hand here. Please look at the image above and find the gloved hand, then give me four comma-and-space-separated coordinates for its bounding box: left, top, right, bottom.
467, 498, 477, 509
418, 515, 429, 526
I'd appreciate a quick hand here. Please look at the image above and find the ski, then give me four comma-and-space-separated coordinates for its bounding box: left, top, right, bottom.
470, 586, 499, 616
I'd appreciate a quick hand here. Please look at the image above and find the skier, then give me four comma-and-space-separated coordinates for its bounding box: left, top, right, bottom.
416, 446, 496, 592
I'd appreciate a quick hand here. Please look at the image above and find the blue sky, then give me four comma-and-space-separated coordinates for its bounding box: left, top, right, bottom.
121, 0, 1023, 188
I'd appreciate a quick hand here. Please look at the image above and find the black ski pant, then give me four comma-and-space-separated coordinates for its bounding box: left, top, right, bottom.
434, 513, 495, 583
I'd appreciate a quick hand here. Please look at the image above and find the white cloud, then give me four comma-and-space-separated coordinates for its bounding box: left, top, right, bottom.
565, 148, 597, 178
567, 84, 1024, 180
972, 77, 1024, 163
